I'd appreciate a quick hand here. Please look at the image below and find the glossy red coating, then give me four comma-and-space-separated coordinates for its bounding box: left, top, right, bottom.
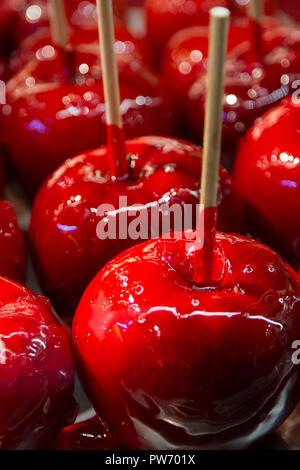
8, 0, 125, 52
29, 135, 244, 321
106, 124, 128, 178
192, 206, 218, 285
145, 0, 276, 67
3, 43, 173, 193
0, 200, 26, 284
73, 230, 300, 449
52, 415, 119, 450
233, 97, 300, 271
146, 0, 227, 68
0, 0, 20, 58
278, 0, 300, 21
0, 276, 75, 449
0, 153, 5, 197
186, 22, 300, 153
10, 19, 147, 75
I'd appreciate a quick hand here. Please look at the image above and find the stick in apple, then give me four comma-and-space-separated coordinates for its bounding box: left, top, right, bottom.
197, 7, 230, 279
48, 0, 75, 76
96, 0, 128, 179
48, 0, 69, 49
247, 0, 264, 61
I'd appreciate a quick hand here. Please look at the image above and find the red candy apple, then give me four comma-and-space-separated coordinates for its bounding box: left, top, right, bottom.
186, 21, 300, 154
233, 96, 300, 270
0, 153, 5, 197
0, 200, 26, 284
29, 136, 243, 321
52, 415, 119, 450
2, 44, 172, 193
0, 276, 75, 449
145, 0, 276, 67
72, 230, 300, 449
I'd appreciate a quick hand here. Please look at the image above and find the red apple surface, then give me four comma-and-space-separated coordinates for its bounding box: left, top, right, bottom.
0, 0, 21, 59
186, 22, 300, 154
7, 23, 146, 100
10, 16, 146, 75
14, 0, 48, 46
233, 96, 300, 270
0, 200, 26, 284
72, 230, 300, 449
145, 0, 276, 68
9, 0, 125, 50
29, 136, 243, 321
2, 42, 172, 193
0, 153, 5, 197
51, 415, 119, 450
0, 276, 75, 449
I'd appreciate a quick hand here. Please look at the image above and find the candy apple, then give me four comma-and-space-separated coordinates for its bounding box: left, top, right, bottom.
145, 0, 276, 67
10, 18, 146, 75
72, 230, 300, 449
233, 96, 300, 270
186, 21, 300, 154
0, 0, 21, 59
11, 0, 125, 48
0, 153, 5, 197
29, 135, 243, 321
0, 276, 75, 449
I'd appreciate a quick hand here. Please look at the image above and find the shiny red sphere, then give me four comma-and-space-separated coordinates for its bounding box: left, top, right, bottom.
146, 0, 228, 67
186, 22, 300, 154
0, 200, 26, 284
7, 0, 125, 53
278, 0, 300, 21
73, 231, 300, 449
29, 136, 243, 321
0, 276, 75, 449
146, 0, 276, 67
233, 97, 300, 270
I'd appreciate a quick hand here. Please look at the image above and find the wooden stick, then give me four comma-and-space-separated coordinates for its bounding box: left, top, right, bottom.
96, 0, 127, 178
48, 0, 69, 48
200, 7, 230, 212
247, 0, 263, 23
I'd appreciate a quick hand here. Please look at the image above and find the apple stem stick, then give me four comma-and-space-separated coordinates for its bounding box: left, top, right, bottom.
96, 0, 128, 179
197, 7, 229, 268
247, 0, 264, 61
48, 0, 69, 49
